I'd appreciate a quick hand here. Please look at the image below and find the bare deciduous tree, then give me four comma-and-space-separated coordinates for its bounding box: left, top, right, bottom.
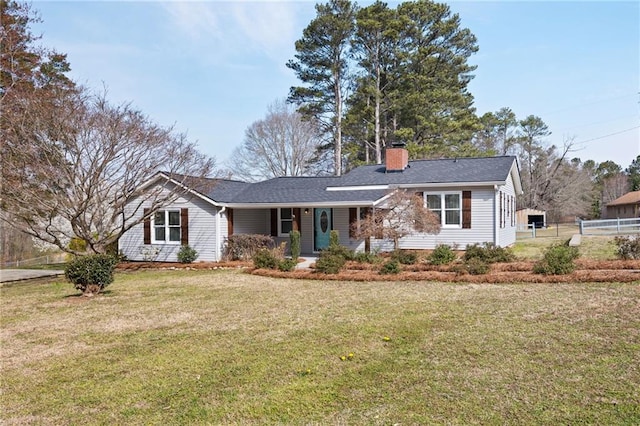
352, 190, 441, 250
1, 88, 215, 254
227, 99, 322, 181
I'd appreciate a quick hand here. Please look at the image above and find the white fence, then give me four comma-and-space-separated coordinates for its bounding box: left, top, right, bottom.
1, 253, 66, 268
579, 218, 640, 235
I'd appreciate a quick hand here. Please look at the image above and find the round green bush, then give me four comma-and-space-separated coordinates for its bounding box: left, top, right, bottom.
278, 258, 297, 272
177, 244, 198, 263
391, 250, 417, 265
315, 253, 346, 274
253, 249, 279, 269
464, 257, 489, 275
64, 254, 118, 294
380, 259, 401, 275
533, 243, 580, 275
429, 244, 457, 265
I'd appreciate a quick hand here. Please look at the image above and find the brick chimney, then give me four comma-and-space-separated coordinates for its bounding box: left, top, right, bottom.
385, 144, 409, 172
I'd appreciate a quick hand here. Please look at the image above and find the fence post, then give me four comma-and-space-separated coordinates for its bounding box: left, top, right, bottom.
617, 218, 620, 233
580, 220, 584, 235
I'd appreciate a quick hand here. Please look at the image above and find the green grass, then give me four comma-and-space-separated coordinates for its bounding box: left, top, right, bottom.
1, 270, 639, 425
514, 225, 618, 260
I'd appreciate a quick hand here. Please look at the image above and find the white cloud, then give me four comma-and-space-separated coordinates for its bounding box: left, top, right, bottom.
163, 1, 306, 61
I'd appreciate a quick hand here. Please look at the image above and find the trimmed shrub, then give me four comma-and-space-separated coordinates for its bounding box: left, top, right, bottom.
464, 257, 489, 275
326, 244, 355, 261
380, 259, 401, 275
463, 242, 515, 263
224, 234, 275, 261
177, 244, 198, 263
614, 236, 640, 260
289, 230, 301, 261
329, 230, 340, 248
429, 244, 457, 265
278, 258, 297, 272
253, 249, 279, 269
315, 252, 346, 274
391, 250, 417, 265
533, 242, 580, 275
353, 251, 381, 264
65, 254, 118, 295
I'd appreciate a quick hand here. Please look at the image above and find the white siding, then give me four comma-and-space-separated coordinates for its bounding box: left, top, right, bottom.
498, 174, 517, 247
370, 187, 497, 251
119, 184, 219, 262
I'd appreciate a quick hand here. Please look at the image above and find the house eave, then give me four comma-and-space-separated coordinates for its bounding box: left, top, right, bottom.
223, 201, 375, 209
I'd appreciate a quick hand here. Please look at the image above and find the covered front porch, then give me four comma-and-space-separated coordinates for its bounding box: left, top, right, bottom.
225, 205, 368, 254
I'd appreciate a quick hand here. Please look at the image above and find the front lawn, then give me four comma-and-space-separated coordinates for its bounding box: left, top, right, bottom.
1, 271, 639, 424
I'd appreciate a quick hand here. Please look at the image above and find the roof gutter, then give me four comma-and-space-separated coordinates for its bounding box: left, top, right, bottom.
325, 181, 506, 191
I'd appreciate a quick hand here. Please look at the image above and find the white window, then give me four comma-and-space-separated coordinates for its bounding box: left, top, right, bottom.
426, 192, 461, 227
153, 210, 181, 243
279, 208, 293, 236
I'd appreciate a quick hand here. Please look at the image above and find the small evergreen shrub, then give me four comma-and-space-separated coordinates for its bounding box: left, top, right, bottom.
380, 259, 401, 275
253, 249, 279, 269
315, 253, 346, 274
463, 242, 515, 263
278, 258, 297, 272
289, 230, 301, 261
533, 242, 580, 275
614, 236, 640, 260
177, 244, 198, 263
65, 254, 118, 295
391, 250, 417, 265
429, 244, 457, 265
353, 251, 381, 264
326, 244, 355, 261
464, 257, 489, 275
329, 230, 340, 248
224, 234, 275, 261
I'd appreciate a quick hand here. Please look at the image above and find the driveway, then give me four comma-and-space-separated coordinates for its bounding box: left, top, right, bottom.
0, 269, 65, 283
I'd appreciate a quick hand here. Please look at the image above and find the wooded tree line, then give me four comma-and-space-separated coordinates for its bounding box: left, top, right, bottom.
1, 0, 215, 262
233, 0, 638, 223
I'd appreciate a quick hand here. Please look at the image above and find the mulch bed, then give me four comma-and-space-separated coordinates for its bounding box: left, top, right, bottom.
116, 260, 640, 283
253, 259, 640, 283
116, 261, 251, 271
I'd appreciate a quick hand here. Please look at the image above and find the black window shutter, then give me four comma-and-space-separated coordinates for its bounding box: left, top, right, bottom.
270, 209, 278, 237
143, 208, 151, 244
180, 208, 189, 245
349, 208, 357, 238
462, 191, 471, 229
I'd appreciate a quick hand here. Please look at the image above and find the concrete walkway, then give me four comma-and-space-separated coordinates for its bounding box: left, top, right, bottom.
296, 257, 318, 270
0, 269, 64, 283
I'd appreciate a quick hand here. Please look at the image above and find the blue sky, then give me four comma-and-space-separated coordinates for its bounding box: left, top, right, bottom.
33, 1, 639, 171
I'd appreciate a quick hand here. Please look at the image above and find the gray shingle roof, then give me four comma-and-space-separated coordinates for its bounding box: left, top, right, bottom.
198, 156, 517, 205
335, 156, 517, 187
226, 176, 387, 205
206, 179, 252, 203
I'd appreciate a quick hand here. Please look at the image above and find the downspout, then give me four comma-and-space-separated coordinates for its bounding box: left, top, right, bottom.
216, 206, 226, 262
494, 185, 500, 247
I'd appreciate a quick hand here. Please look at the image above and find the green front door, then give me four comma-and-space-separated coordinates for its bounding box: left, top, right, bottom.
314, 208, 332, 251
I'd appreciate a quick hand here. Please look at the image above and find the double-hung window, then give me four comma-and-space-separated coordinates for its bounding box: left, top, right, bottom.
426, 192, 461, 227
279, 208, 293, 236
153, 210, 181, 243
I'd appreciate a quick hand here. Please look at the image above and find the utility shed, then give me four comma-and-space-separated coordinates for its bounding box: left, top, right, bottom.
516, 208, 546, 229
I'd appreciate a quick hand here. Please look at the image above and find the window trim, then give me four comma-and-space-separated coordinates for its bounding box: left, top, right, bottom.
278, 207, 293, 237
151, 210, 181, 244
425, 191, 462, 228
